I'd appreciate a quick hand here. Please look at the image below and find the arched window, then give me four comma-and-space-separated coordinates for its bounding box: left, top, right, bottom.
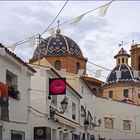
55, 60, 61, 70
122, 58, 124, 63
126, 58, 128, 64
118, 58, 120, 64
76, 62, 80, 74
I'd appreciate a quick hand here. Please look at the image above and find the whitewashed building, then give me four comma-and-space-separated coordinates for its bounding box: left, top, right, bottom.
30, 64, 82, 140
66, 72, 140, 140
0, 43, 35, 140
28, 28, 140, 140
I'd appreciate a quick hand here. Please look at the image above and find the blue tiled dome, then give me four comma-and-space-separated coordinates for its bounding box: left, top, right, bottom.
105, 64, 140, 85
32, 31, 84, 59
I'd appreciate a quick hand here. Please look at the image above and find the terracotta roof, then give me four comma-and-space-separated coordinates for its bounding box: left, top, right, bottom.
82, 76, 104, 85
82, 76, 104, 97
114, 47, 130, 59
0, 43, 36, 73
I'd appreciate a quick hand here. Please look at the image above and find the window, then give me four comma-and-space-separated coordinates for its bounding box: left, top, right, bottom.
63, 133, 69, 140
76, 62, 80, 74
51, 95, 57, 106
123, 89, 129, 98
6, 70, 17, 87
6, 70, 20, 100
123, 120, 131, 130
55, 60, 61, 70
109, 91, 113, 98
122, 58, 124, 63
64, 98, 68, 113
72, 102, 76, 120
93, 88, 97, 94
104, 117, 114, 129
52, 129, 57, 140
59, 131, 63, 140
118, 58, 120, 64
11, 130, 25, 140
126, 58, 128, 64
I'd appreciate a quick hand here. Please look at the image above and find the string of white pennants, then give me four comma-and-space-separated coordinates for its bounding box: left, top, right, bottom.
38, 67, 139, 79
7, 0, 113, 51
94, 69, 139, 79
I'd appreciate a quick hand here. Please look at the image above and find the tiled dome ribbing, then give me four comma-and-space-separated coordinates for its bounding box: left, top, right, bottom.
104, 47, 140, 85
32, 30, 84, 59
105, 64, 140, 85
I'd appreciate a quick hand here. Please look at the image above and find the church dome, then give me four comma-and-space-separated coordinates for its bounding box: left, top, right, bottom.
105, 64, 140, 85
104, 47, 140, 85
32, 30, 84, 59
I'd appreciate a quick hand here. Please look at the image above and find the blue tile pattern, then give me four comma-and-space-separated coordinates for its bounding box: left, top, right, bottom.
105, 64, 140, 85
33, 34, 83, 59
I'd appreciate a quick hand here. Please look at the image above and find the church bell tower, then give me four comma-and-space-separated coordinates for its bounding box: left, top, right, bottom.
130, 44, 140, 73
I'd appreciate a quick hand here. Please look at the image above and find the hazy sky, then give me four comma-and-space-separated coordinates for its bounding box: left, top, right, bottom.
0, 1, 140, 81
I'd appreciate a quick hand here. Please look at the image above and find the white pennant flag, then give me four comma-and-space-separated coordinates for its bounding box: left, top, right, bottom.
116, 70, 121, 79
99, 1, 112, 17
133, 70, 139, 78
69, 14, 84, 26
95, 70, 102, 78
10, 43, 17, 51
29, 37, 36, 47
48, 28, 56, 38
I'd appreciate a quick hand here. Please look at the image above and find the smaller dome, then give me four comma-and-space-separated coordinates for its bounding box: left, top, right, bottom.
105, 64, 140, 85
114, 48, 130, 59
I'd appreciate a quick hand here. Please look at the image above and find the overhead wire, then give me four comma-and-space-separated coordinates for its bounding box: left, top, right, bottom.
6, 0, 113, 48
40, 0, 68, 36
65, 57, 107, 79
88, 61, 111, 71
7, 0, 69, 48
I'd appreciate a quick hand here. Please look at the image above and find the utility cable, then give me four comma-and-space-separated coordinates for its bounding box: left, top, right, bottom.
88, 61, 111, 71
7, 0, 112, 48
7, 0, 68, 48
41, 0, 68, 36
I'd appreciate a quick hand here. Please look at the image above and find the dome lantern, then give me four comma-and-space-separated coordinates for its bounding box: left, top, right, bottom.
104, 46, 140, 85
114, 47, 130, 65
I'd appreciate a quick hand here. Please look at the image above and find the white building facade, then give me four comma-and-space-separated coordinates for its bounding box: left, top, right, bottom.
29, 64, 140, 140
0, 45, 35, 140
30, 64, 82, 140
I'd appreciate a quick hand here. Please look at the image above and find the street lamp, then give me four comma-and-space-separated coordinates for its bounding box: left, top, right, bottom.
50, 97, 68, 119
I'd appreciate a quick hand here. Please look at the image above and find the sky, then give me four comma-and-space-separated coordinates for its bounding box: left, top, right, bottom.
0, 1, 140, 81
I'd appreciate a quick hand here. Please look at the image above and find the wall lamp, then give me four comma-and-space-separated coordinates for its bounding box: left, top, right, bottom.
91, 119, 102, 127
50, 97, 68, 119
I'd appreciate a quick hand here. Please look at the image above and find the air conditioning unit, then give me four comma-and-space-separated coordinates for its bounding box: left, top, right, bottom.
34, 127, 51, 140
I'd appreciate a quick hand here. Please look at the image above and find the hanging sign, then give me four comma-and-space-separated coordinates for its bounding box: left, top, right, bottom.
49, 78, 66, 95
